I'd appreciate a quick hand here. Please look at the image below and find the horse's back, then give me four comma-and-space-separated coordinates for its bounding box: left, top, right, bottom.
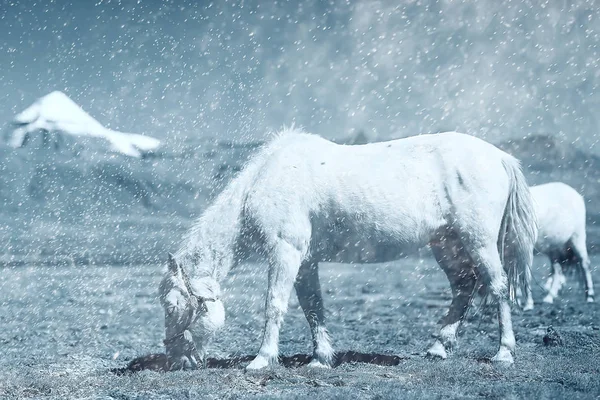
244, 130, 514, 261
249, 130, 510, 217
531, 182, 586, 252
531, 182, 584, 205
257, 130, 510, 182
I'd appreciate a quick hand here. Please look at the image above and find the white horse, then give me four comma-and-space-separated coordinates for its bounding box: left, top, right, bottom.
527, 182, 594, 304
158, 128, 537, 370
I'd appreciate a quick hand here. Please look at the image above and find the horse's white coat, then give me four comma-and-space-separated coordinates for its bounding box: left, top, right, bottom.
529, 182, 594, 304
158, 128, 537, 370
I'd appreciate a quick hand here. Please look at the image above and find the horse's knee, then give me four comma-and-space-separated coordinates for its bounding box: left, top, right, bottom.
581, 257, 593, 277
270, 236, 307, 264
464, 244, 506, 294
481, 269, 508, 299
265, 242, 310, 318
295, 261, 319, 289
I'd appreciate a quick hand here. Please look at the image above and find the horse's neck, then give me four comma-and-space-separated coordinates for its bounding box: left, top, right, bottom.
178, 184, 244, 282
176, 138, 276, 281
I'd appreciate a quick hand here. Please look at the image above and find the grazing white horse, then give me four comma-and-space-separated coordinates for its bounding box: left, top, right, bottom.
527, 182, 594, 304
158, 128, 537, 370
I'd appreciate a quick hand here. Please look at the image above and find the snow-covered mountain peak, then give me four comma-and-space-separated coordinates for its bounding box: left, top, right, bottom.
10, 91, 161, 158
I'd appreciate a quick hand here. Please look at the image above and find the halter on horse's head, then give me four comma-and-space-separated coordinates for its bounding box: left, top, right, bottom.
160, 253, 219, 370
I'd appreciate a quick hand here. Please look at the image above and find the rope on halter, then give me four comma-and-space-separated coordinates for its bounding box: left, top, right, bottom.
163, 255, 219, 363
178, 259, 217, 313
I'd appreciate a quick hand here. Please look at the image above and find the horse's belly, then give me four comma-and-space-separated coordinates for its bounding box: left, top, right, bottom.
310, 217, 434, 264
320, 238, 424, 264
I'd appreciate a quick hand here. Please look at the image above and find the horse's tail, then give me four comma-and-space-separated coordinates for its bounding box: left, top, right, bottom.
498, 156, 538, 302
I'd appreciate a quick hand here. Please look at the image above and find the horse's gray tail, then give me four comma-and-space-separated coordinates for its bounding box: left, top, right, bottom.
499, 157, 538, 303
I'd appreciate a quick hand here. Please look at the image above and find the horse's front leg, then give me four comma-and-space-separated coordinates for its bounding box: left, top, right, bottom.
295, 258, 334, 368
571, 236, 595, 302
581, 257, 595, 302
246, 239, 305, 370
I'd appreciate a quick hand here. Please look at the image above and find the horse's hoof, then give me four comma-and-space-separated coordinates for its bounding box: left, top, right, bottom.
542, 295, 554, 304
558, 275, 566, 286
307, 359, 331, 369
491, 347, 514, 364
586, 296, 595, 303
426, 341, 447, 360
522, 302, 534, 311
245, 355, 271, 371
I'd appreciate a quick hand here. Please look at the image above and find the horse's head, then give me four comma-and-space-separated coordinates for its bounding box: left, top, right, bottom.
158, 253, 225, 370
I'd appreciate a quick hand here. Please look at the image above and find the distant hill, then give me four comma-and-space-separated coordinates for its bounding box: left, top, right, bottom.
0, 135, 260, 266
8, 91, 161, 158
0, 131, 598, 266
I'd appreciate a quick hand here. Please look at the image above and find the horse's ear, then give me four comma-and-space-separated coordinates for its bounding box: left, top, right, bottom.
168, 253, 179, 274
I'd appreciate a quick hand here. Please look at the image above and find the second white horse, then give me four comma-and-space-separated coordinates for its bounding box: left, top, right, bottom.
529, 182, 594, 304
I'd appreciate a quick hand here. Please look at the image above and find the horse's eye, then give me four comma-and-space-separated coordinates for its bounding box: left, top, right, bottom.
199, 301, 208, 313
166, 306, 176, 315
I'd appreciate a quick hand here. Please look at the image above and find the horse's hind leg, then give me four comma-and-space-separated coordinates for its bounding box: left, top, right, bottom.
521, 263, 534, 311
246, 237, 307, 370
469, 243, 516, 363
543, 255, 556, 291
427, 230, 477, 359
543, 256, 564, 304
571, 235, 595, 302
294, 258, 334, 367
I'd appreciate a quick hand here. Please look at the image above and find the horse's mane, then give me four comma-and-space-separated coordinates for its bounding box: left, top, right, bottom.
175, 125, 308, 279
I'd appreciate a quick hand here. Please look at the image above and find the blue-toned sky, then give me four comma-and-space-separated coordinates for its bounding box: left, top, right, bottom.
1, 0, 599, 148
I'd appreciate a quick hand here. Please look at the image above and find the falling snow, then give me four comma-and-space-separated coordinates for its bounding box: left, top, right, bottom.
0, 0, 599, 399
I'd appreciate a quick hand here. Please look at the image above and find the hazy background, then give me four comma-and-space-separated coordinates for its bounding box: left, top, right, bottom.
1, 0, 599, 265
2, 0, 599, 147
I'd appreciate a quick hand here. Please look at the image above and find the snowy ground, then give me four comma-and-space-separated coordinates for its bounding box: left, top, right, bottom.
0, 255, 598, 399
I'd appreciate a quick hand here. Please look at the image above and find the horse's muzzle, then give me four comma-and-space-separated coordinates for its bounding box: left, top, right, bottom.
164, 329, 203, 371
167, 354, 198, 371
